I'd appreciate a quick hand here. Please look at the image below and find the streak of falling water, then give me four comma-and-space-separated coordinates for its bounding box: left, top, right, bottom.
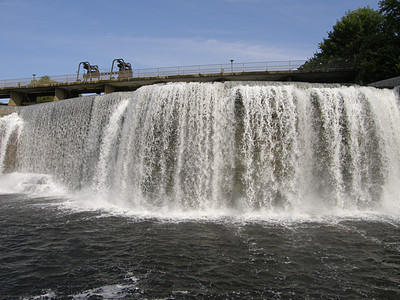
0, 113, 23, 173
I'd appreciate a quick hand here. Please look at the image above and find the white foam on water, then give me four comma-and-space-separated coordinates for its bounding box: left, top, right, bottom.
0, 172, 68, 197
71, 275, 139, 300
48, 188, 399, 226
29, 289, 57, 300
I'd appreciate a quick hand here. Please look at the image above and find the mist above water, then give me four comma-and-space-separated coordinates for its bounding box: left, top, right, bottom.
1, 82, 399, 216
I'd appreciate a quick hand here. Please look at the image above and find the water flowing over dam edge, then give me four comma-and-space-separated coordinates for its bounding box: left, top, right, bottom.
0, 81, 399, 217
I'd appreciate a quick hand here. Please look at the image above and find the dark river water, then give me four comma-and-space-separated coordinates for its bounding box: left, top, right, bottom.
1, 193, 399, 299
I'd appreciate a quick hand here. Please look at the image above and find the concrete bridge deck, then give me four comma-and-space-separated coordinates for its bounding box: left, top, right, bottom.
0, 60, 356, 106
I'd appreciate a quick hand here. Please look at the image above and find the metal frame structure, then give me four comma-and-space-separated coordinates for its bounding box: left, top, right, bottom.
76, 61, 100, 82
110, 58, 133, 80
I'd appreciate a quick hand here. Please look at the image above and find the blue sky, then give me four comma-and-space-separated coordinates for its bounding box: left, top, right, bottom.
0, 0, 380, 80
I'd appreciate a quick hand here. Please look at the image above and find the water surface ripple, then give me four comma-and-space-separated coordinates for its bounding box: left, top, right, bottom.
1, 194, 399, 299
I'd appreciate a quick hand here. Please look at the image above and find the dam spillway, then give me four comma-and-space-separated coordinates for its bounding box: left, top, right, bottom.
0, 82, 399, 215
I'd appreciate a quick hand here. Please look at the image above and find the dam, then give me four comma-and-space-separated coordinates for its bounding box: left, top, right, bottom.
1, 81, 399, 212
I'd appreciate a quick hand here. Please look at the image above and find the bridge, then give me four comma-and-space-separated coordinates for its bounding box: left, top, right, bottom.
0, 60, 356, 106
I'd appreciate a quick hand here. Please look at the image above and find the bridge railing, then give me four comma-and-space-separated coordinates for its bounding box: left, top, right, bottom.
0, 60, 352, 89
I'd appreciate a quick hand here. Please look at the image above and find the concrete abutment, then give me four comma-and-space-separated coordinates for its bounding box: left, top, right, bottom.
9, 91, 26, 106
104, 85, 116, 94
54, 88, 68, 101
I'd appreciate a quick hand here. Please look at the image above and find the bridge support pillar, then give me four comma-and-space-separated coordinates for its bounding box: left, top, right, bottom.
54, 88, 68, 101
8, 91, 25, 106
104, 85, 116, 94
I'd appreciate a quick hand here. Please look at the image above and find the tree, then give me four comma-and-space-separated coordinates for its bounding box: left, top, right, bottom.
304, 5, 400, 84
380, 0, 400, 37
30, 75, 55, 86
379, 0, 400, 70
29, 76, 56, 102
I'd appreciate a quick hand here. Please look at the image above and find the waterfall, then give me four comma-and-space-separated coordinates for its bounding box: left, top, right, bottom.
0, 82, 399, 213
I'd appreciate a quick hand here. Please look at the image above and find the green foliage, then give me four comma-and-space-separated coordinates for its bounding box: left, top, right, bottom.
380, 0, 400, 36
29, 76, 56, 102
304, 4, 400, 84
36, 96, 53, 103
29, 75, 55, 86
299, 57, 353, 71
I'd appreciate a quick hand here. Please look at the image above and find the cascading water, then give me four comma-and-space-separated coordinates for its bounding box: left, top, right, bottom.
0, 113, 23, 173
0, 82, 399, 214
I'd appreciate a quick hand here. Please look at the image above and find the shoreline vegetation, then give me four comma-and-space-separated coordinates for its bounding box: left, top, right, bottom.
302, 0, 400, 84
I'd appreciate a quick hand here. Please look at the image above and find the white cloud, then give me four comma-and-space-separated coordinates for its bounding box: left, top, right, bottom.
72, 35, 310, 68
0, 30, 311, 78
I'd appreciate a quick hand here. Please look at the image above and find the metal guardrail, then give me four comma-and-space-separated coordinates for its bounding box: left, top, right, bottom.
0, 60, 353, 89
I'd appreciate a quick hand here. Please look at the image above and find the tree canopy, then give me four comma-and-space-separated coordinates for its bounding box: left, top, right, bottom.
29, 76, 55, 102
380, 0, 400, 37
304, 1, 400, 84
29, 75, 55, 86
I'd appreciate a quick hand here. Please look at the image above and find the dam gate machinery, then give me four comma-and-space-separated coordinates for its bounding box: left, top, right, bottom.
76, 58, 133, 82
